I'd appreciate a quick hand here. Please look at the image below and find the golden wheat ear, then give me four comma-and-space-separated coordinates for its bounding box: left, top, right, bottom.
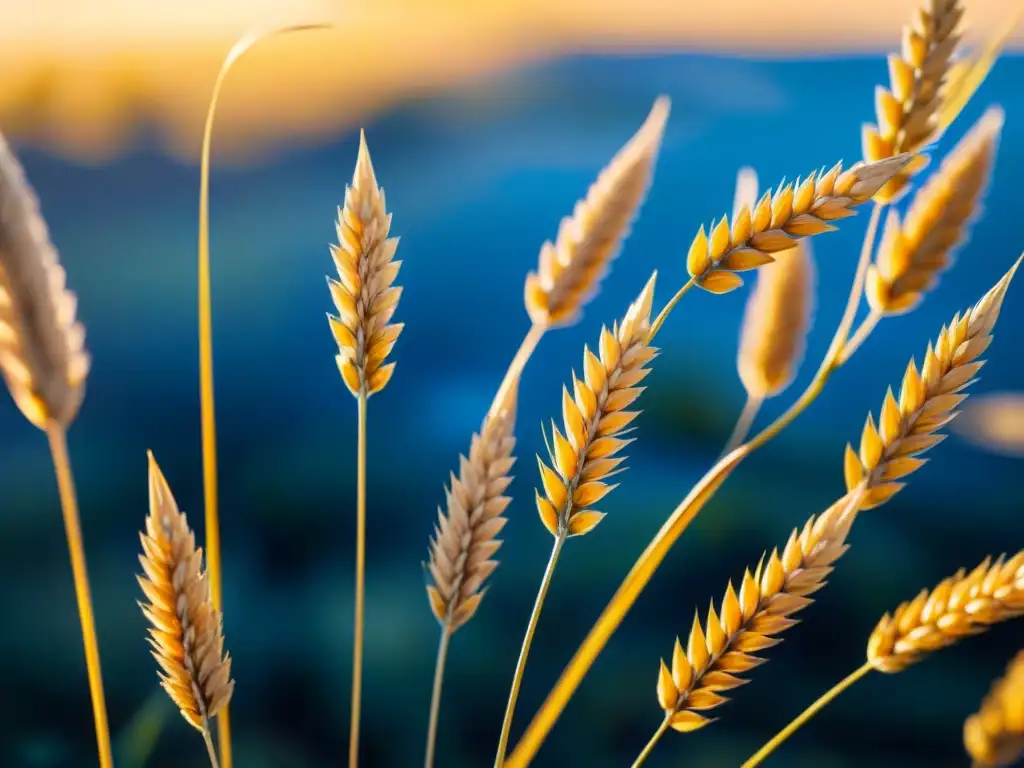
140, 453, 235, 744
866, 106, 1003, 316
327, 130, 403, 397
686, 155, 912, 295
0, 132, 90, 429
524, 97, 669, 329
845, 254, 1022, 509
964, 649, 1024, 767
864, 0, 964, 203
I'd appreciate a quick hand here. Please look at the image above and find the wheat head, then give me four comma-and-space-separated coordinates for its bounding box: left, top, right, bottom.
844, 255, 1020, 510
734, 168, 815, 400
864, 0, 964, 203
139, 453, 235, 731
426, 384, 518, 631
524, 97, 669, 329
866, 106, 1003, 316
0, 132, 89, 429
868, 551, 1024, 674
656, 493, 859, 732
535, 273, 657, 538
327, 131, 403, 397
686, 155, 912, 295
964, 649, 1024, 767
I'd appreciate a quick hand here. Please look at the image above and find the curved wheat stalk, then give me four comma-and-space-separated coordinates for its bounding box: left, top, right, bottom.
845, 254, 1021, 510
864, 0, 964, 203
685, 155, 912, 294
964, 649, 1024, 767
328, 130, 403, 398
866, 106, 1003, 316
140, 453, 234, 767
524, 98, 669, 330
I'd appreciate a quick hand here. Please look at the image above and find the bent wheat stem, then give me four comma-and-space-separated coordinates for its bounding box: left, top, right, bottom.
723, 394, 763, 456
632, 715, 671, 768
741, 662, 872, 768
424, 626, 452, 768
649, 277, 695, 339
47, 421, 113, 768
202, 726, 221, 768
495, 531, 567, 767
839, 311, 882, 365
352, 390, 368, 766
490, 324, 545, 419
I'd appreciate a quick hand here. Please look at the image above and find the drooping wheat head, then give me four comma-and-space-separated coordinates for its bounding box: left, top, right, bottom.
427, 384, 519, 631
866, 106, 1003, 315
535, 273, 657, 538
524, 97, 669, 328
686, 155, 912, 294
0, 132, 90, 429
139, 453, 235, 732
964, 649, 1024, 767
734, 169, 815, 400
656, 493, 859, 732
863, 0, 963, 202
868, 551, 1024, 674
327, 131, 403, 397
844, 255, 1020, 510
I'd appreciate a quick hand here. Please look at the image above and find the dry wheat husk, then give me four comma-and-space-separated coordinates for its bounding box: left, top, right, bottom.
964, 649, 1024, 767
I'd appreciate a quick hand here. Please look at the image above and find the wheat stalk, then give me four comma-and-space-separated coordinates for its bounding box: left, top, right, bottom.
844, 253, 1021, 510
140, 453, 234, 767
863, 0, 963, 203
523, 97, 669, 330
965, 649, 1024, 767
685, 155, 912, 295
328, 130, 403, 398
866, 106, 1003, 316
0, 131, 112, 767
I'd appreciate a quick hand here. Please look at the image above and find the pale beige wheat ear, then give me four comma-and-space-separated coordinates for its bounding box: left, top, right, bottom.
535, 272, 658, 538
427, 382, 519, 631
965, 649, 1024, 767
866, 106, 1003, 316
651, 492, 859, 739
0, 132, 89, 429
524, 97, 669, 329
735, 168, 815, 401
327, 130, 403, 397
140, 452, 234, 766
685, 155, 912, 295
844, 254, 1021, 510
868, 551, 1024, 674
863, 0, 964, 203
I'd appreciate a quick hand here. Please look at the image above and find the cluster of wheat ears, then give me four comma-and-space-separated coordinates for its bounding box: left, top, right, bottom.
2, 2, 1024, 767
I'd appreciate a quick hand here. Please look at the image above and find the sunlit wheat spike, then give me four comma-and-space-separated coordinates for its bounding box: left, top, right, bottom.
685, 155, 912, 295
964, 649, 1024, 767
863, 0, 964, 203
844, 256, 1021, 509
866, 106, 1003, 316
734, 168, 815, 399
327, 130, 403, 397
534, 273, 658, 538
656, 493, 859, 733
524, 97, 669, 328
0, 132, 90, 429
139, 452, 235, 732
426, 383, 519, 631
867, 551, 1024, 674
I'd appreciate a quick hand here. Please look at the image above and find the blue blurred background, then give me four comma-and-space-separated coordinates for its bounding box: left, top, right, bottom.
2, 42, 1024, 768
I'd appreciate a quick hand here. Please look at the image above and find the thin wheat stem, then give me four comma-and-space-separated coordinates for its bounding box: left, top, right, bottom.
839, 310, 882, 365
46, 421, 113, 768
741, 662, 873, 768
723, 394, 763, 456
350, 389, 368, 767
424, 625, 452, 768
649, 276, 696, 339
202, 722, 222, 768
495, 531, 568, 767
632, 715, 671, 768
489, 323, 545, 420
